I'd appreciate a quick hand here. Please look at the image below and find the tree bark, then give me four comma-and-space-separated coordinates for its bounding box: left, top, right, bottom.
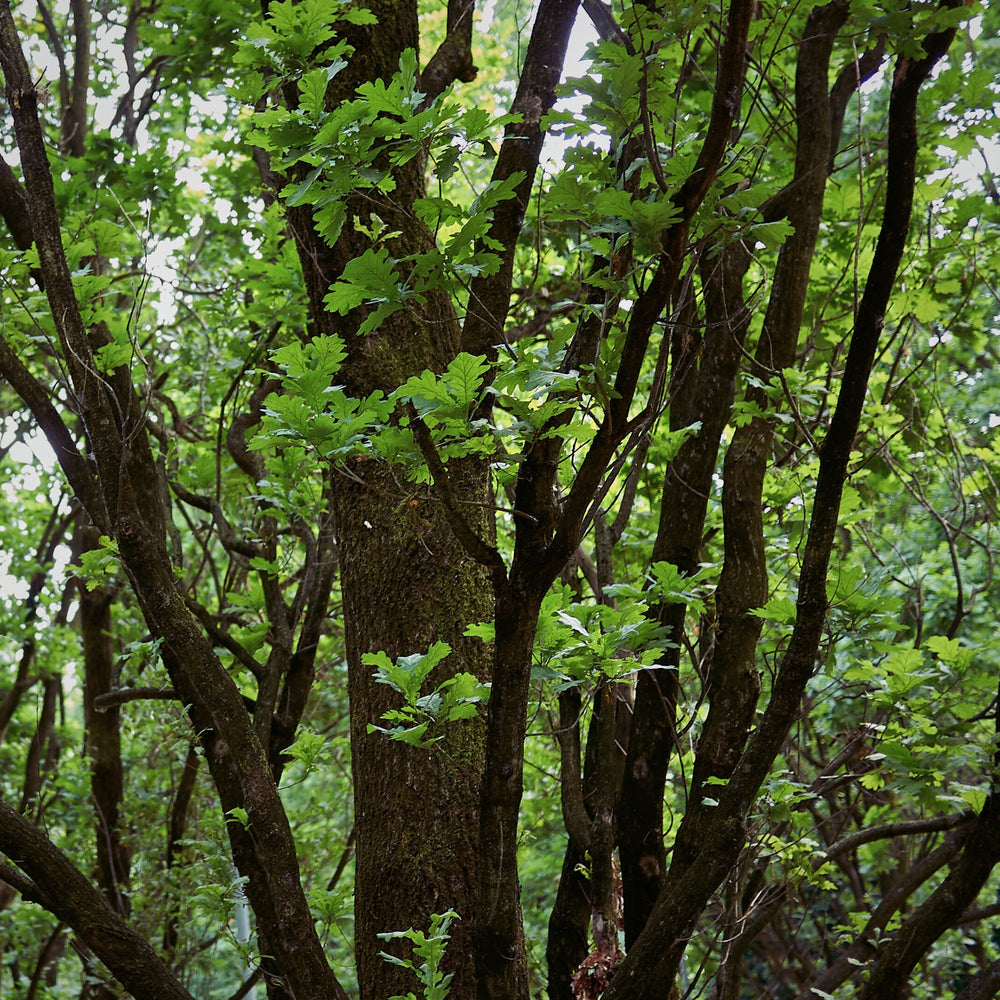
0, 799, 196, 1000
278, 3, 498, 993
668, 0, 849, 879
76, 524, 131, 921
619, 240, 753, 946
603, 6, 962, 996
0, 7, 350, 997
337, 459, 494, 999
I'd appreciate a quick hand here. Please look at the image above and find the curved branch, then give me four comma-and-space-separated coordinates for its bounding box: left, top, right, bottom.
555, 688, 592, 854
410, 411, 508, 578
93, 686, 177, 712
0, 798, 196, 1000
825, 812, 972, 862
0, 153, 34, 251
420, 31, 476, 106
170, 481, 261, 558
0, 333, 105, 527
954, 960, 1000, 1000
460, 0, 580, 359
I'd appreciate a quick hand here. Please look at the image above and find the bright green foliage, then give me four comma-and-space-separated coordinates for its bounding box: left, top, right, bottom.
379, 910, 460, 1000
67, 534, 121, 591
366, 643, 490, 746
1, 1, 1000, 999
533, 586, 667, 686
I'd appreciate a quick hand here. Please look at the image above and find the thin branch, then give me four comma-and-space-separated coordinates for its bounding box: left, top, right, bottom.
460, 0, 580, 360
824, 812, 974, 862
224, 967, 265, 1000
35, 0, 69, 109
184, 597, 266, 681
0, 333, 105, 526
410, 411, 508, 579
326, 826, 356, 892
93, 686, 177, 712
581, 0, 632, 50
170, 481, 261, 558
0, 859, 44, 903
555, 689, 592, 854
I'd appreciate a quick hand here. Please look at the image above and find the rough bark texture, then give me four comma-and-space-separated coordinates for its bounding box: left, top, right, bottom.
0, 799, 196, 1000
669, 0, 849, 879
545, 838, 592, 1000
278, 4, 497, 994
619, 241, 753, 946
338, 459, 494, 999
954, 958, 1000, 1000
77, 525, 131, 923
76, 525, 131, 1000
602, 6, 961, 996
474, 3, 753, 996
0, 6, 350, 998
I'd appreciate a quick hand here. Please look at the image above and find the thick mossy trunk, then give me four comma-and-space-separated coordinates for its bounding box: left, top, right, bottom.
337, 458, 493, 998
279, 5, 499, 995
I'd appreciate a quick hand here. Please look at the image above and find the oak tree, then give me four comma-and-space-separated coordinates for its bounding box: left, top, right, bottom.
1, 1, 999, 1000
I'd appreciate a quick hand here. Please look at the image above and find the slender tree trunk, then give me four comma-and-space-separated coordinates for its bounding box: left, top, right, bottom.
619, 242, 752, 945
76, 522, 131, 1000
77, 524, 131, 920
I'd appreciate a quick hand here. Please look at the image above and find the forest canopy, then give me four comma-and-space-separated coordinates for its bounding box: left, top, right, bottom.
1, 1, 1000, 999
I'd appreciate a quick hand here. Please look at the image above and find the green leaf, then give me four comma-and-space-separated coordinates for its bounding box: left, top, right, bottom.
324, 248, 401, 316
883, 648, 924, 676
226, 807, 250, 829
464, 621, 495, 642
749, 219, 795, 251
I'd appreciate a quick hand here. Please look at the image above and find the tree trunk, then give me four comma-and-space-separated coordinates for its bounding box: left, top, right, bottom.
280, 5, 496, 993
337, 459, 494, 998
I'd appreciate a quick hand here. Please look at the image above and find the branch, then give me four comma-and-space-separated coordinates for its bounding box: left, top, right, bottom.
183, 597, 266, 681
547, 0, 755, 581
421, 0, 476, 106
761, 34, 885, 222
828, 37, 887, 173
581, 0, 632, 49
170, 481, 261, 558
825, 812, 973, 862
954, 959, 1000, 1000
0, 153, 34, 250
65, 0, 89, 156
602, 1, 965, 994
25, 920, 65, 1000
35, 0, 69, 109
93, 686, 177, 712
410, 411, 509, 580
420, 29, 476, 106
857, 801, 1000, 999
727, 0, 963, 817
555, 688, 592, 854
326, 826, 356, 892
0, 9, 351, 997
0, 2, 100, 399
0, 332, 106, 528
225, 967, 265, 1000
0, 797, 197, 1000
802, 826, 968, 999
460, 0, 580, 359
0, 858, 43, 903
956, 902, 1000, 927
